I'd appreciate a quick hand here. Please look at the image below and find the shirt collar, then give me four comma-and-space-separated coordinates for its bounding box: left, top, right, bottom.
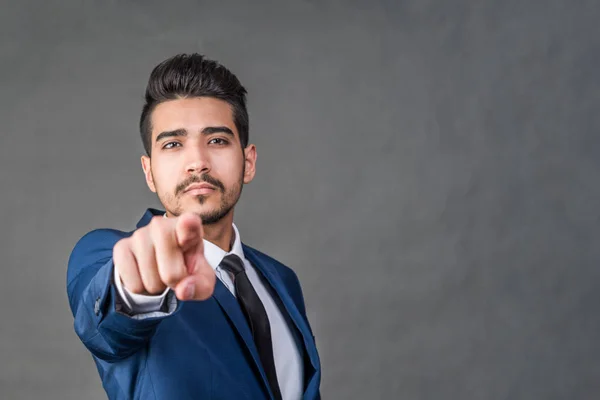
163, 213, 245, 271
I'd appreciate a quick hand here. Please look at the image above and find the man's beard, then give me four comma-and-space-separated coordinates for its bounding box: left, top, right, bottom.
192, 177, 243, 225
163, 169, 244, 225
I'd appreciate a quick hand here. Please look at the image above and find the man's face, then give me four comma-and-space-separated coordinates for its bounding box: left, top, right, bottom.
141, 97, 256, 224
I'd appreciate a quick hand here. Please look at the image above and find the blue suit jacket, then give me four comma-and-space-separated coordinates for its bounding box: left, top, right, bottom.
66, 208, 321, 400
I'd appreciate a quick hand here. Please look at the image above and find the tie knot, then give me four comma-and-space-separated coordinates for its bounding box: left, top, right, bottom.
219, 254, 245, 276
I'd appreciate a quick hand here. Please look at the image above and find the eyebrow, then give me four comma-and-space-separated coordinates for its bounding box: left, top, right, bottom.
155, 126, 235, 143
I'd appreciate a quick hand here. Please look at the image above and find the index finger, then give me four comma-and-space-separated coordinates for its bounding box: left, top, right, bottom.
175, 212, 204, 252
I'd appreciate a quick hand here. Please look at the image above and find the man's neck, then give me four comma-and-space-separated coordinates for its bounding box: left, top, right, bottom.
203, 219, 235, 253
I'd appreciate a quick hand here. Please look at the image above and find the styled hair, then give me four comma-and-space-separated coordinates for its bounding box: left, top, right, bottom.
139, 53, 249, 156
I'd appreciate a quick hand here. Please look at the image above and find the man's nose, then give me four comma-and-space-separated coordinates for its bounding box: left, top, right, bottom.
185, 146, 211, 174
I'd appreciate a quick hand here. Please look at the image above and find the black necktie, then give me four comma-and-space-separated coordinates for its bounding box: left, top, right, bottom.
219, 254, 283, 400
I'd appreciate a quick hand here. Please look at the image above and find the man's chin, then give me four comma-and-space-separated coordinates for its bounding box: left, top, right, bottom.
179, 201, 229, 224
180, 192, 215, 207
182, 202, 217, 215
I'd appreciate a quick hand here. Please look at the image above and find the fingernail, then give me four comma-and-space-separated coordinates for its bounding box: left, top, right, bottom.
184, 282, 195, 299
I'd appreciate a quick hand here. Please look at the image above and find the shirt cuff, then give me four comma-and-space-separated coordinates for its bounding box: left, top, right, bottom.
113, 260, 176, 318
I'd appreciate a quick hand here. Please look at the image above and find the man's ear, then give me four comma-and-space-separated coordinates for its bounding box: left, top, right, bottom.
243, 144, 257, 184
141, 155, 157, 193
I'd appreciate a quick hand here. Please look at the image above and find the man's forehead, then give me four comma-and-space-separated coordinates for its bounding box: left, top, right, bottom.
151, 97, 237, 138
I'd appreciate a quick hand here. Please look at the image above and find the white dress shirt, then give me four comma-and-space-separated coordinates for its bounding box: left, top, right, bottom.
113, 217, 303, 400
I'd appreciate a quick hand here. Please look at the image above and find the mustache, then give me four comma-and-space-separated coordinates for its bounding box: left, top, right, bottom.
175, 173, 225, 195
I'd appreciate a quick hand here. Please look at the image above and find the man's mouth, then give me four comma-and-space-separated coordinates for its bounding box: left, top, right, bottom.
183, 183, 216, 195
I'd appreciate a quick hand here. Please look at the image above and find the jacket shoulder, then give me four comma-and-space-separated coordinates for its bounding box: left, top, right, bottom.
243, 244, 309, 311
244, 245, 299, 280
67, 228, 130, 284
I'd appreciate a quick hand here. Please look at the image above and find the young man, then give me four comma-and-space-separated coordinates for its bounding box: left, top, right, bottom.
66, 53, 321, 400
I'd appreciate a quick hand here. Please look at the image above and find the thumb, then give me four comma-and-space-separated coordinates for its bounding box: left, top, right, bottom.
174, 259, 217, 301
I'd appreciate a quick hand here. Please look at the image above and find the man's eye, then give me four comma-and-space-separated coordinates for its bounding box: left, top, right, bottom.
209, 138, 228, 145
163, 142, 181, 149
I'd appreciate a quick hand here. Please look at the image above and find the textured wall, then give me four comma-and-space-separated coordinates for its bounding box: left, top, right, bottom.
1, 1, 599, 399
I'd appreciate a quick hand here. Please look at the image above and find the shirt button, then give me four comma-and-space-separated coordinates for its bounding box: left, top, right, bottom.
94, 297, 101, 316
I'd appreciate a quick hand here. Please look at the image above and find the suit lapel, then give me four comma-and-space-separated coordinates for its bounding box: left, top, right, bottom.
243, 245, 320, 376
211, 279, 274, 397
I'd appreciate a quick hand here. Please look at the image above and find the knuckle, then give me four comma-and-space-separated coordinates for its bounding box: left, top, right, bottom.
161, 266, 185, 287
148, 216, 162, 231
126, 280, 145, 294
150, 219, 171, 240
113, 239, 125, 255
137, 253, 157, 274
131, 228, 144, 243
113, 239, 131, 261
131, 232, 151, 253
145, 280, 165, 294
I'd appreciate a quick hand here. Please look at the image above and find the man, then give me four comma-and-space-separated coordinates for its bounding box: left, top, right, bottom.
66, 53, 321, 400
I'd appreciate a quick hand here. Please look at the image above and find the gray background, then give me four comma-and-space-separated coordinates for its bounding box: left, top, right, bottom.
1, 0, 599, 399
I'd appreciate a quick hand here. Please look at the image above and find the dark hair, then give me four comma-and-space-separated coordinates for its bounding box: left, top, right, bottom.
139, 53, 249, 156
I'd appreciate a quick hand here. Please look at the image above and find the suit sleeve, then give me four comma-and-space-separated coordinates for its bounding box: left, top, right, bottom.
66, 229, 181, 363
113, 263, 176, 317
